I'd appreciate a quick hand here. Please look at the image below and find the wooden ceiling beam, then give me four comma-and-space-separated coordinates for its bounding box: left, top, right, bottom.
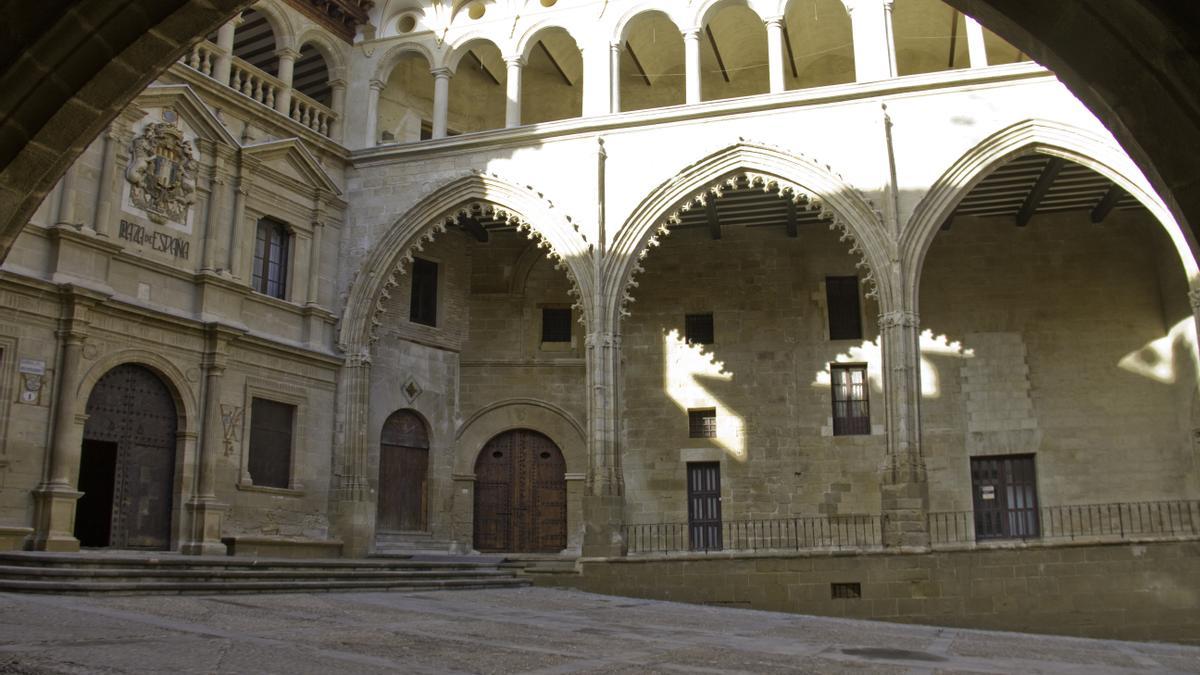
786, 199, 798, 237
1090, 184, 1126, 223
468, 51, 501, 86
625, 42, 652, 87
782, 24, 799, 79
1016, 157, 1064, 227
705, 25, 731, 83
458, 214, 489, 242
537, 40, 573, 87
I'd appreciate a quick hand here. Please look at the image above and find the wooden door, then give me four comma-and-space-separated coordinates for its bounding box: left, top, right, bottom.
473, 429, 566, 553
971, 454, 1039, 540
80, 364, 177, 550
687, 462, 722, 551
377, 410, 429, 532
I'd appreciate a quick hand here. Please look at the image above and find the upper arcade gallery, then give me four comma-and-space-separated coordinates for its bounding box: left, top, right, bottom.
0, 0, 1197, 566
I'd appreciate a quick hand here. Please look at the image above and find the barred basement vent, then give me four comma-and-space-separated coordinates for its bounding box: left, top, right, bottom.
831, 582, 861, 599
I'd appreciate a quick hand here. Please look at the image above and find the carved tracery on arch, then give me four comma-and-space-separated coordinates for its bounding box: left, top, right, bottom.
620, 170, 877, 318
368, 200, 586, 344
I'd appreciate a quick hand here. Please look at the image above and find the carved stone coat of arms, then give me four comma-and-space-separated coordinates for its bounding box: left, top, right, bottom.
125, 121, 198, 224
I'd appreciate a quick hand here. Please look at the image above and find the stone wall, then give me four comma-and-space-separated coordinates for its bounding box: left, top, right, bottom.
550, 540, 1200, 644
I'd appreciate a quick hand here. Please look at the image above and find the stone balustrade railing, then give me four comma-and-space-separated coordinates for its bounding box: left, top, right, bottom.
178, 42, 338, 141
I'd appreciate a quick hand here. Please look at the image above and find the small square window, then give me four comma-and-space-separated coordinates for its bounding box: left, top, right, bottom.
831, 364, 870, 436
685, 313, 714, 345
541, 307, 572, 343
688, 408, 717, 438
409, 258, 438, 326
826, 276, 863, 340
248, 398, 295, 489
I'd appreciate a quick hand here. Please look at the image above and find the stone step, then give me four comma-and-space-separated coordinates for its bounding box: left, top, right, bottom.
0, 564, 517, 581
0, 552, 492, 571
0, 576, 531, 595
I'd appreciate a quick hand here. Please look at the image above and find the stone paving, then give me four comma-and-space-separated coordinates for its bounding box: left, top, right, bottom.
0, 587, 1196, 674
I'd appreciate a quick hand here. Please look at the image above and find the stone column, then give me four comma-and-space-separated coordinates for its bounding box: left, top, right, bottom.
365, 78, 385, 144
505, 56, 524, 128
683, 29, 702, 104
307, 221, 324, 306
609, 42, 622, 113
92, 123, 121, 238
965, 16, 988, 68
31, 292, 93, 551
431, 69, 451, 139
213, 16, 240, 86
199, 142, 226, 273
765, 16, 786, 93
182, 324, 237, 555
55, 165, 79, 229
329, 79, 347, 142
334, 349, 374, 556
228, 176, 250, 280
877, 307, 929, 549
275, 47, 299, 115
582, 328, 626, 557
846, 0, 896, 82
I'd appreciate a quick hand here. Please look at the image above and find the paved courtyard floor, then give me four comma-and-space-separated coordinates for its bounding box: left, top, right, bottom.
0, 587, 1197, 674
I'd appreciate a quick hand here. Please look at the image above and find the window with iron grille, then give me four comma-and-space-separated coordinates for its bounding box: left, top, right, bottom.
831, 582, 862, 599
825, 276, 862, 340
685, 313, 714, 345
541, 307, 572, 343
831, 364, 870, 435
252, 219, 290, 300
409, 257, 438, 326
971, 455, 1040, 540
688, 408, 717, 438
248, 398, 294, 489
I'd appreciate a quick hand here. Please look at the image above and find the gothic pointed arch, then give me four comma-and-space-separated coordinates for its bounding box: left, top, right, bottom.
607, 140, 890, 327
901, 118, 1200, 313
339, 172, 593, 354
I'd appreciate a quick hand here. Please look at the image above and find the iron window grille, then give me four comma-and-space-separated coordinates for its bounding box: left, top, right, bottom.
688, 408, 718, 438
541, 307, 572, 342
248, 398, 295, 489
684, 313, 714, 345
971, 454, 1041, 540
831, 364, 870, 435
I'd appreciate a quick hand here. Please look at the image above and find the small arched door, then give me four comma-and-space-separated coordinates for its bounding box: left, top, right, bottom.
473, 429, 566, 553
377, 410, 430, 531
74, 363, 178, 549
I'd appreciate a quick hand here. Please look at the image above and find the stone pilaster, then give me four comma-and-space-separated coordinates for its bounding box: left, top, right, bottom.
582, 329, 626, 557
31, 289, 96, 551
333, 348, 374, 556
877, 308, 929, 549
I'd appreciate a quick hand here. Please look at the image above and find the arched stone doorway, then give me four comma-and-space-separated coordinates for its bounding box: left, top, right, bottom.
376, 410, 430, 532
473, 429, 566, 553
74, 364, 178, 549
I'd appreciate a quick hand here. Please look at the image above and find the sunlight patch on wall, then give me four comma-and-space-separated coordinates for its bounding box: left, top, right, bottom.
663, 329, 746, 461
812, 330, 975, 398
1119, 317, 1198, 384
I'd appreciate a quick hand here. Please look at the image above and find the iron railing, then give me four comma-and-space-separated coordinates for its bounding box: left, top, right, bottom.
624, 515, 882, 554
928, 499, 1200, 545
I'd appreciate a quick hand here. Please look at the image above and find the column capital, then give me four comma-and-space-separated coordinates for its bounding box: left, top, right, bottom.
430, 67, 453, 80
764, 15, 785, 28
877, 310, 919, 330
328, 78, 347, 91
1188, 287, 1200, 313
503, 55, 526, 68
682, 27, 702, 40
275, 47, 302, 61
368, 78, 387, 91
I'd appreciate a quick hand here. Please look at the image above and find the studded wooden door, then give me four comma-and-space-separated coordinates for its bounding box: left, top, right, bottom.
473, 429, 566, 553
377, 410, 429, 532
80, 364, 177, 549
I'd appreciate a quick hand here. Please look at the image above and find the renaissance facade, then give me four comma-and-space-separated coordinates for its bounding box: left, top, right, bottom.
0, 0, 1196, 638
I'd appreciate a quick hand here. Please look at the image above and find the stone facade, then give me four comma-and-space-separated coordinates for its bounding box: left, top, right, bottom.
0, 0, 1196, 637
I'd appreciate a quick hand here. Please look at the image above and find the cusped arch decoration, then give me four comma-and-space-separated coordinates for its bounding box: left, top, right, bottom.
339, 172, 593, 353
75, 350, 198, 433
901, 118, 1200, 310
608, 140, 889, 325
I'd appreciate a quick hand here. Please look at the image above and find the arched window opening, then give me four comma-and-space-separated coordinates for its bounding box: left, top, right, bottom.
294, 43, 332, 106
253, 217, 290, 300
379, 52, 436, 143
893, 0, 969, 76
521, 28, 583, 125
449, 41, 507, 133
231, 9, 280, 77
701, 4, 769, 101
783, 0, 855, 90
619, 12, 685, 112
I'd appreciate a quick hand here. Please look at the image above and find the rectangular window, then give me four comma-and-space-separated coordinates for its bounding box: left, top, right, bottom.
687, 462, 722, 551
409, 257, 438, 326
831, 364, 870, 435
684, 313, 714, 345
825, 276, 862, 340
971, 455, 1040, 540
541, 307, 572, 343
248, 398, 295, 489
253, 219, 290, 300
688, 408, 717, 438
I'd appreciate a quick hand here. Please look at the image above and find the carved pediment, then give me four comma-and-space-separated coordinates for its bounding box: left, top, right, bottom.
134, 84, 238, 147
241, 139, 341, 196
